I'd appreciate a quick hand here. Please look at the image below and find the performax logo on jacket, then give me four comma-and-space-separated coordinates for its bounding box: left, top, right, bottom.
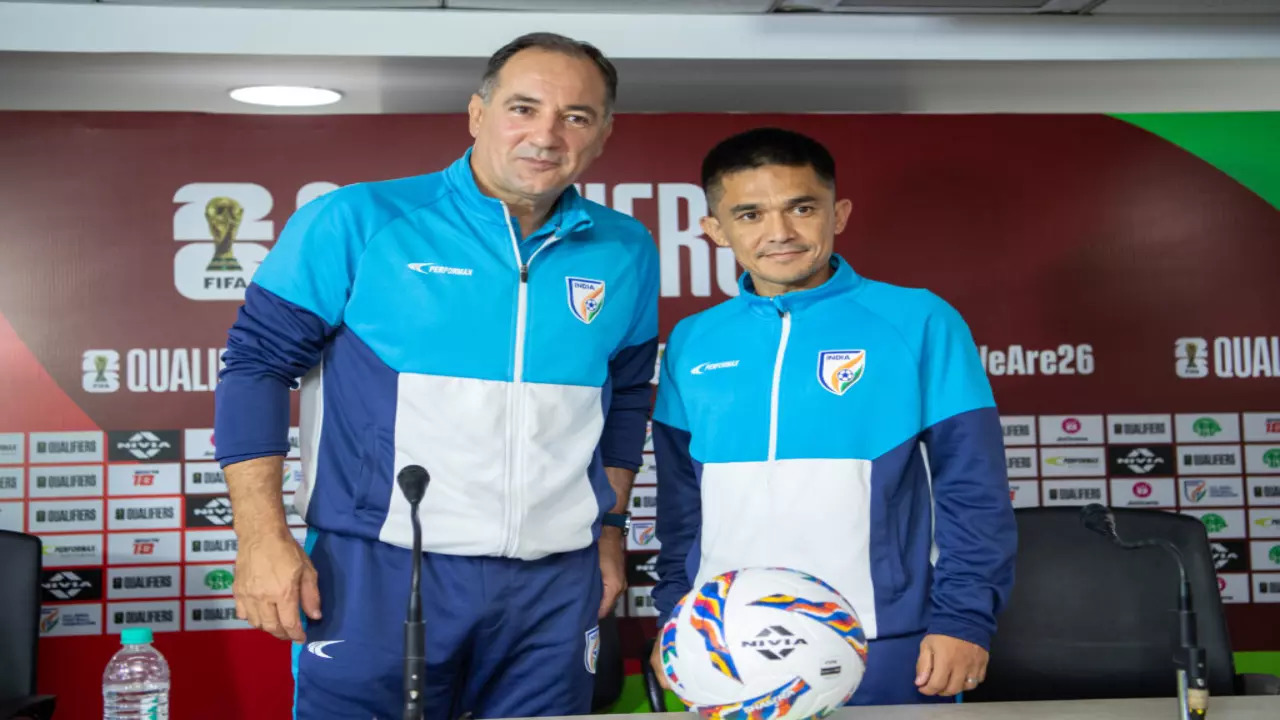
690, 360, 739, 375
407, 262, 473, 277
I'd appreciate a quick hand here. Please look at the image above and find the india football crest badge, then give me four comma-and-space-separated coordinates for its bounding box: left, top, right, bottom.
567, 277, 606, 324
585, 625, 601, 674
817, 350, 866, 396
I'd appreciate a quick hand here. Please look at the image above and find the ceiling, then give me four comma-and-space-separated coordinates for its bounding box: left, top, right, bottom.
14, 0, 1280, 13
2, 0, 1279, 114
4, 52, 1280, 114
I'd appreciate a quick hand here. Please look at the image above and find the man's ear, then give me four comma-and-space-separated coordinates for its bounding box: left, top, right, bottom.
467, 94, 485, 139
700, 215, 729, 248
833, 198, 853, 235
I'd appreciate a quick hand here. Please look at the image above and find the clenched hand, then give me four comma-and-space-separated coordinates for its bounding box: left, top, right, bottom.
598, 528, 628, 618
915, 634, 988, 697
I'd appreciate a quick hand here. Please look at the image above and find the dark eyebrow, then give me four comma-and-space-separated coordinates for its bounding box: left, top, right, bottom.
505, 94, 599, 119
728, 196, 819, 215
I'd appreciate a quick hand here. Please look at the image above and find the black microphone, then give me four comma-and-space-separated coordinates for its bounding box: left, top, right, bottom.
398, 465, 430, 720
1081, 504, 1208, 718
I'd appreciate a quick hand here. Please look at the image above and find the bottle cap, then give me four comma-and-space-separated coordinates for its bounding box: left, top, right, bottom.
121, 627, 153, 645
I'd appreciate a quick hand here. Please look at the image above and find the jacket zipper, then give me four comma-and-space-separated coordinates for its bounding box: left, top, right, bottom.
501, 202, 559, 556
768, 303, 791, 462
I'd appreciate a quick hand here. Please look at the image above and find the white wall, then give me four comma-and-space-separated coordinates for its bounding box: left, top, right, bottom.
1, 1, 1280, 113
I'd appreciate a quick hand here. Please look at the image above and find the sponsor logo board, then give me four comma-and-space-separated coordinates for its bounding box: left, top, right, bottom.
184, 564, 236, 597
107, 600, 181, 633
1009, 480, 1040, 508
107, 430, 181, 462
29, 431, 103, 464
40, 603, 103, 636
107, 531, 183, 565
185, 529, 239, 562
1041, 447, 1106, 477
40, 533, 105, 567
1106, 414, 1172, 443
107, 565, 182, 600
28, 499, 104, 532
1038, 415, 1105, 445
0, 467, 22, 500
185, 598, 251, 631
1180, 477, 1244, 507
107, 463, 181, 496
1182, 509, 1247, 540
0, 432, 24, 464
1110, 478, 1176, 508
1042, 479, 1108, 506
108, 497, 182, 531
40, 568, 103, 602
29, 465, 103, 499
1177, 445, 1243, 475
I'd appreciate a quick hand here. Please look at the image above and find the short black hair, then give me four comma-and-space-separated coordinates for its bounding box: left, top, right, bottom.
479, 32, 618, 115
701, 127, 836, 207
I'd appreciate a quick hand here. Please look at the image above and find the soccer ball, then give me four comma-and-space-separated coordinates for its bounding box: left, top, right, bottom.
660, 567, 868, 718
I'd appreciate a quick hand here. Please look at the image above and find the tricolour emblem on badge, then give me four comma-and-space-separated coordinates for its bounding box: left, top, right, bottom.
817, 350, 866, 396
585, 625, 600, 674
567, 277, 606, 324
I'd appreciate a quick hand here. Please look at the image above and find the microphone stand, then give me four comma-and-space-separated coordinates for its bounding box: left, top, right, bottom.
398, 465, 430, 720
1080, 504, 1208, 719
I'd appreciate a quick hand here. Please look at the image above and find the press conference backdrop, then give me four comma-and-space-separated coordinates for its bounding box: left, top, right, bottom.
1, 111, 1279, 717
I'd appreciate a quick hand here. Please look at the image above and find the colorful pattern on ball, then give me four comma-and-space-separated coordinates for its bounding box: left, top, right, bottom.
691, 571, 742, 681
695, 677, 811, 720
750, 594, 869, 661
661, 594, 688, 688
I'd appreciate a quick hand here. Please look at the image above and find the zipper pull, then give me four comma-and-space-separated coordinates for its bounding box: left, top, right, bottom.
520, 264, 528, 283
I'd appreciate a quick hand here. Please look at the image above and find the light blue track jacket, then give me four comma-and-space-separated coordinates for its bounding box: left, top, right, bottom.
214, 150, 660, 560
651, 255, 1016, 649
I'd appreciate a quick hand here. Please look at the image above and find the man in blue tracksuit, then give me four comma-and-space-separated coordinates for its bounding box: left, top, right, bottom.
649, 127, 1016, 706
213, 34, 658, 718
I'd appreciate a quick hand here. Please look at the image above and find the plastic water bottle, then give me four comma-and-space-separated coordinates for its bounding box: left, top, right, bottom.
102, 627, 170, 719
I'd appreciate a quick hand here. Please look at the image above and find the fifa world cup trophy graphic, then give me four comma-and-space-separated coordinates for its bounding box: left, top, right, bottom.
1183, 340, 1202, 374
94, 354, 108, 383
204, 196, 244, 272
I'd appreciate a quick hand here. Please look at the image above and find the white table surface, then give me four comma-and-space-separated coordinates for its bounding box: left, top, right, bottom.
532, 696, 1280, 720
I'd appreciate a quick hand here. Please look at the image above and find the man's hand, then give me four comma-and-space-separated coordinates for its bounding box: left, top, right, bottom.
233, 529, 321, 642
598, 527, 627, 618
915, 634, 989, 696
649, 635, 670, 690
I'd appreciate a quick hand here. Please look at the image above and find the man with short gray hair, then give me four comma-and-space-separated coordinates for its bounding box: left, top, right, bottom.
215, 32, 658, 719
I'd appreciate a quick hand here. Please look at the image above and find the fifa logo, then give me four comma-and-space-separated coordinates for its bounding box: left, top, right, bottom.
1174, 337, 1209, 379
204, 197, 244, 272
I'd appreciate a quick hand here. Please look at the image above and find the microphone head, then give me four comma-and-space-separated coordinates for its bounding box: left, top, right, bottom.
396, 464, 430, 505
1080, 503, 1118, 541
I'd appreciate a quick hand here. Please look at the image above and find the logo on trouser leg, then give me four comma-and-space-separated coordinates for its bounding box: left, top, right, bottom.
585, 626, 600, 674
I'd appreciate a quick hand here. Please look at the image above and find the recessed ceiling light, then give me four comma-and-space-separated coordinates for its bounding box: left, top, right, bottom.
229, 85, 343, 107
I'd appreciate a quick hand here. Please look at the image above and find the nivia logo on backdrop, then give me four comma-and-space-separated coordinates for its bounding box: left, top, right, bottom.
108, 431, 180, 461
1175, 337, 1280, 379
82, 348, 226, 393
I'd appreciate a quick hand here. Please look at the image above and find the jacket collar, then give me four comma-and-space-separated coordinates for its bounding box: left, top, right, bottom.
738, 253, 863, 315
443, 147, 594, 240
